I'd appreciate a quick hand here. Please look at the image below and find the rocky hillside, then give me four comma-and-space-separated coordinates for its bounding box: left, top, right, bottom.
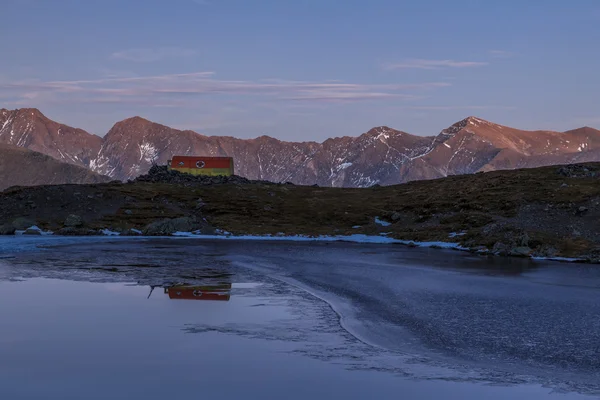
0, 144, 111, 191
2, 108, 600, 187
1, 162, 599, 262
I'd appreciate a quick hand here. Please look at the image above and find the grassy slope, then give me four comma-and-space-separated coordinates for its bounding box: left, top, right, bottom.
1, 163, 599, 259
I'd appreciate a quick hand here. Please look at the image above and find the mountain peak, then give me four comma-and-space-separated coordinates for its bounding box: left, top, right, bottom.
118, 116, 153, 126
439, 116, 498, 138
366, 126, 406, 138
13, 108, 46, 119
107, 116, 160, 136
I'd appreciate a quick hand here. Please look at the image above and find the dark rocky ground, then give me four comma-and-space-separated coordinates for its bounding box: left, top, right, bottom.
133, 165, 278, 186
1, 163, 600, 262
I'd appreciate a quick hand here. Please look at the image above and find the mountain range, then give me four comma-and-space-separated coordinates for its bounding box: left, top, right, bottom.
1, 107, 600, 188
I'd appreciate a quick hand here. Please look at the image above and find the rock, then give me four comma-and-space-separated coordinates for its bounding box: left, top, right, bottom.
482, 223, 501, 235
64, 214, 83, 227
576, 206, 588, 215
124, 209, 133, 215
560, 183, 568, 188
583, 249, 600, 264
195, 199, 205, 209
391, 212, 402, 221
264, 205, 273, 211
534, 245, 559, 258
0, 224, 16, 235
509, 246, 532, 257
518, 232, 530, 247
143, 217, 201, 236
11, 217, 36, 230
492, 242, 509, 256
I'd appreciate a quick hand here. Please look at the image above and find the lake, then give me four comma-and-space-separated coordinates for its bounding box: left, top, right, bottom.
0, 237, 598, 399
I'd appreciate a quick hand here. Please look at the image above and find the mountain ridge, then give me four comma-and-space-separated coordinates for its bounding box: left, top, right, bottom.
2, 107, 600, 187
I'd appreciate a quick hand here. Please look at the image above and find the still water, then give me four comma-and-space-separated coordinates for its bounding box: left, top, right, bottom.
0, 237, 597, 399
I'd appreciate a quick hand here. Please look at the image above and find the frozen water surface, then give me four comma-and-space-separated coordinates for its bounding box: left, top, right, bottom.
0, 236, 598, 399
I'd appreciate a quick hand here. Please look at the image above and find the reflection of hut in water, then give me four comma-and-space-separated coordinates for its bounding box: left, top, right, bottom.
164, 283, 231, 301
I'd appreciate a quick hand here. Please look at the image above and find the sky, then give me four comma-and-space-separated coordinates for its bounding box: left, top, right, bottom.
1, 0, 599, 141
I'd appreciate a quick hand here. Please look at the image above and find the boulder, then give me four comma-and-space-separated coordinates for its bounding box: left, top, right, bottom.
492, 242, 509, 256
64, 214, 84, 227
509, 246, 533, 257
534, 245, 559, 258
583, 249, 600, 264
576, 206, 588, 215
0, 224, 16, 235
518, 233, 530, 247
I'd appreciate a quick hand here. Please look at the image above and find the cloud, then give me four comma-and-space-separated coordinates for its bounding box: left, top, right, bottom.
407, 105, 515, 111
489, 50, 514, 59
111, 47, 197, 62
282, 92, 414, 102
384, 59, 488, 70
0, 72, 451, 107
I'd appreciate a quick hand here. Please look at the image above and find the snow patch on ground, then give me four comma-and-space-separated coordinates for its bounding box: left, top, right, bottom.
448, 232, 466, 238
100, 229, 120, 236
396, 240, 467, 250
15, 226, 54, 236
169, 233, 405, 244
165, 231, 469, 248
531, 256, 583, 263
374, 217, 392, 227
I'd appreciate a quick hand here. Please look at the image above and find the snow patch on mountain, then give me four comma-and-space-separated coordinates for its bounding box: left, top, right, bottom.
138, 142, 159, 163
337, 162, 353, 171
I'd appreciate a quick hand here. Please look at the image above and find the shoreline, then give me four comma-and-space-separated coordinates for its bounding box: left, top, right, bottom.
2, 231, 588, 264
